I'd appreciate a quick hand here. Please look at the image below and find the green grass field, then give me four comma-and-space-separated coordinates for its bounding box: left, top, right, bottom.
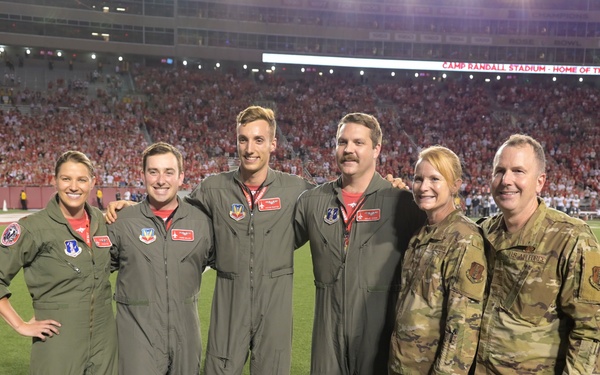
0, 222, 599, 374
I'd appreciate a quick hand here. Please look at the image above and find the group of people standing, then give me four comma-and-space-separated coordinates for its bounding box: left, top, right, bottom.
0, 104, 599, 375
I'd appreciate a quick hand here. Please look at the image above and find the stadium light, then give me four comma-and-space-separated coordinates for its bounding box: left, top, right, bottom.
301, 67, 305, 73
243, 64, 247, 69
496, 75, 501, 80
91, 53, 96, 60
391, 72, 395, 77
215, 62, 220, 68
360, 70, 364, 76
329, 69, 334, 74
25, 48, 31, 55
57, 51, 62, 57
118, 56, 123, 62
552, 77, 557, 82
198, 64, 202, 70
579, 77, 584, 82
183, 60, 188, 66
414, 73, 419, 78
271, 65, 276, 71
442, 73, 447, 79
469, 75, 474, 79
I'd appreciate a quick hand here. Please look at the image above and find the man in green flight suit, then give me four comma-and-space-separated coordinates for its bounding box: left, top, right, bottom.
294, 113, 426, 375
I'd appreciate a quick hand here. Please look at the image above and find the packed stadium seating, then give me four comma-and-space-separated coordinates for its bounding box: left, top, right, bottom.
0, 59, 598, 211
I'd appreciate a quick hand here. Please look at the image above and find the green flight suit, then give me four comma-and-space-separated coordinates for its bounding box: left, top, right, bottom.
186, 168, 313, 375
294, 173, 426, 375
475, 199, 600, 374
108, 197, 214, 375
0, 194, 117, 375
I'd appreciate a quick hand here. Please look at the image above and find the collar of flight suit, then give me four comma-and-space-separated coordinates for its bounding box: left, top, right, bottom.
331, 172, 388, 203
138, 195, 193, 220
232, 167, 277, 188
46, 192, 101, 238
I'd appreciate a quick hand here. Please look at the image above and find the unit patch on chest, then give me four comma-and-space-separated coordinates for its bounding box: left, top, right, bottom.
64, 239, 82, 257
324, 207, 340, 224
230, 204, 246, 221
139, 228, 157, 244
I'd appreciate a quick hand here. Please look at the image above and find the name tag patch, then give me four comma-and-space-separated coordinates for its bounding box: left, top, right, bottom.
93, 236, 112, 248
258, 198, 281, 211
356, 209, 380, 222
172, 229, 194, 241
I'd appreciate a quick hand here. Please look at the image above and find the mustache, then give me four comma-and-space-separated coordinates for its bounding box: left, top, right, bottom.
341, 156, 358, 162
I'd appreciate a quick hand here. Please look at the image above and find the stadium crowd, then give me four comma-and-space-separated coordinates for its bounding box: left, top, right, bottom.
0, 64, 598, 211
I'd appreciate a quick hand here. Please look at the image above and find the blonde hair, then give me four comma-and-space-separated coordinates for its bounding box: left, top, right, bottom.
417, 146, 462, 194
236, 105, 277, 139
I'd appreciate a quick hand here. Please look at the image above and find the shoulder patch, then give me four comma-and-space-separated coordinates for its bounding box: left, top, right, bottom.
456, 244, 487, 300
580, 251, 600, 302
1, 223, 21, 246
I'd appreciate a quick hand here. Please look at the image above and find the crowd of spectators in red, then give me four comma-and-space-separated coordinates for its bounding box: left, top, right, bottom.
1, 65, 598, 210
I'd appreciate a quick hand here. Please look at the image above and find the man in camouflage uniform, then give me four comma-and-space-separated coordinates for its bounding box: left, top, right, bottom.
475, 134, 600, 374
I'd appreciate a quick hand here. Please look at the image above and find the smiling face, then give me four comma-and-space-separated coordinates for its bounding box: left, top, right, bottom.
55, 161, 95, 219
141, 152, 183, 211
237, 119, 276, 184
413, 160, 458, 224
491, 143, 546, 223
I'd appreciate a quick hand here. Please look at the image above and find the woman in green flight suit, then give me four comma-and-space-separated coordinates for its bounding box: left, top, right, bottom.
0, 151, 117, 375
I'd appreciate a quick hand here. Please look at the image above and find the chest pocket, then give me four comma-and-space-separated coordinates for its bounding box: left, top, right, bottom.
403, 242, 447, 300
499, 249, 558, 325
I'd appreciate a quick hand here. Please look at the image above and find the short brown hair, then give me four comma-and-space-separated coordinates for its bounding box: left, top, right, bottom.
142, 142, 184, 174
495, 134, 546, 173
336, 113, 382, 147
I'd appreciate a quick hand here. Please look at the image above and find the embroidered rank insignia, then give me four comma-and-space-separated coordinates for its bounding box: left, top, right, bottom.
139, 228, 157, 244
1, 223, 21, 246
590, 266, 600, 291
258, 198, 281, 211
356, 209, 381, 222
93, 236, 112, 248
324, 207, 340, 224
466, 262, 485, 284
64, 239, 82, 257
230, 204, 246, 221
172, 229, 194, 241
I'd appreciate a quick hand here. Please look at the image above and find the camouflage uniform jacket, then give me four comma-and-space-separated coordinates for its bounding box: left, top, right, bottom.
475, 199, 600, 374
389, 209, 487, 375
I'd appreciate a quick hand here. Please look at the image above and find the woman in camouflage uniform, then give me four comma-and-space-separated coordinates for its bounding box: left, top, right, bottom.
389, 146, 487, 374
